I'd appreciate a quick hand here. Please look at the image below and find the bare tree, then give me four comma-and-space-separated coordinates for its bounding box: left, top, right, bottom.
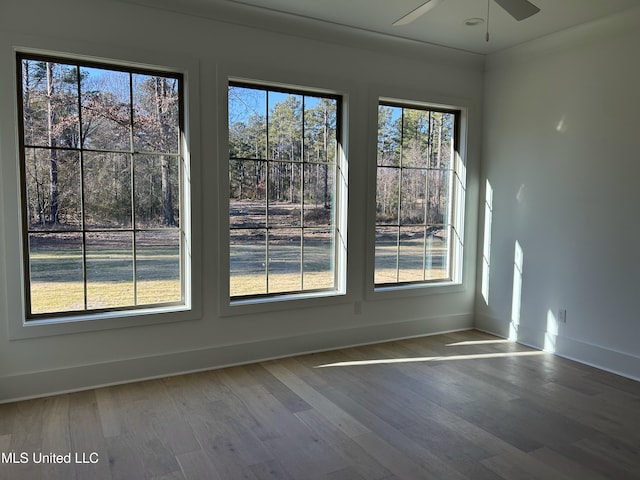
153, 77, 177, 226
46, 62, 60, 225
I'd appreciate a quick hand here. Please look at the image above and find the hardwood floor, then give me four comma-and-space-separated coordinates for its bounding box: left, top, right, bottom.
1, 330, 639, 479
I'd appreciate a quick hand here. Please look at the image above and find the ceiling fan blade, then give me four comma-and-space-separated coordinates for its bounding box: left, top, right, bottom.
493, 0, 540, 21
393, 0, 446, 26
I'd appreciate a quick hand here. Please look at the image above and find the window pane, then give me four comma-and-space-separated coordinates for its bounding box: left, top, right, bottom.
398, 226, 425, 283
230, 159, 266, 201
303, 229, 334, 290
376, 167, 399, 224
303, 163, 334, 227
25, 148, 81, 230
268, 162, 301, 227
229, 86, 267, 159
134, 154, 180, 228
304, 96, 337, 164
426, 225, 450, 280
85, 232, 134, 309
375, 226, 398, 285
268, 228, 302, 294
21, 60, 80, 148
135, 230, 181, 305
83, 152, 132, 229
230, 229, 266, 297
401, 109, 430, 168
427, 169, 450, 225
28, 233, 84, 314
81, 67, 131, 151
230, 160, 266, 228
268, 92, 302, 162
133, 74, 180, 154
377, 105, 401, 167
400, 168, 426, 225
429, 112, 455, 170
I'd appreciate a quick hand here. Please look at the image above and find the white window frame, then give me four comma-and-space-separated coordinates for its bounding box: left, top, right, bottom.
0, 39, 200, 339
367, 92, 469, 299
218, 68, 350, 316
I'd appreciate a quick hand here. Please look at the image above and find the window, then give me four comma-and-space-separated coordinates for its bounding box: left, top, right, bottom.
18, 53, 185, 319
228, 82, 343, 300
375, 101, 463, 287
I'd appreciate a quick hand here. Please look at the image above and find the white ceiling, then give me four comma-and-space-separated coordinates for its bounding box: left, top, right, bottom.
223, 0, 639, 54
118, 0, 640, 55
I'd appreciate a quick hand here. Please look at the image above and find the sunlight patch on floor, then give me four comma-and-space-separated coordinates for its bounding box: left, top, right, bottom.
314, 350, 545, 368
446, 339, 511, 346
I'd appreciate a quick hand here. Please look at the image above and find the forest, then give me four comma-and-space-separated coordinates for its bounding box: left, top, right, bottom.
22, 59, 181, 230
376, 104, 454, 226
228, 86, 338, 213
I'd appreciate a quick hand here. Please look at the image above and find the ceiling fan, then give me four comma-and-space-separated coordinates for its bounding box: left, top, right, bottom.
393, 0, 540, 26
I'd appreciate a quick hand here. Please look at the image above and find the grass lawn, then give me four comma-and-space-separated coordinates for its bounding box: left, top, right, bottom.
230, 271, 334, 297
30, 279, 181, 314
28, 220, 451, 313
28, 244, 181, 314
374, 241, 450, 284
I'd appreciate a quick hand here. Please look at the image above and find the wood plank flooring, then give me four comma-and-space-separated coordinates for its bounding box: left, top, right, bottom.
1, 330, 639, 479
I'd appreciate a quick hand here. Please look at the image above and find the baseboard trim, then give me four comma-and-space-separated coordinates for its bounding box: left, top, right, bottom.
0, 313, 473, 403
475, 313, 640, 381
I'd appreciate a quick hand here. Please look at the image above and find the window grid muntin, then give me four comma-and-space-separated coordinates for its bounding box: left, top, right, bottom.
229, 82, 340, 299
17, 53, 185, 319
375, 101, 460, 287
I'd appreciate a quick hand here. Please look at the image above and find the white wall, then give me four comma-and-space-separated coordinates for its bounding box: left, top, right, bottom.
0, 0, 482, 401
477, 8, 640, 379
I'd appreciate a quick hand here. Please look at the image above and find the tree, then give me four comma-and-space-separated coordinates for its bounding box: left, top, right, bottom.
375, 106, 401, 221
267, 95, 302, 204
45, 62, 61, 225
22, 60, 80, 227
377, 105, 401, 166
134, 75, 180, 227
304, 98, 336, 208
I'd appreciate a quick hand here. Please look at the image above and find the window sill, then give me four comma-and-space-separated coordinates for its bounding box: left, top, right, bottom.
221, 289, 349, 317
369, 280, 466, 301
9, 304, 198, 340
